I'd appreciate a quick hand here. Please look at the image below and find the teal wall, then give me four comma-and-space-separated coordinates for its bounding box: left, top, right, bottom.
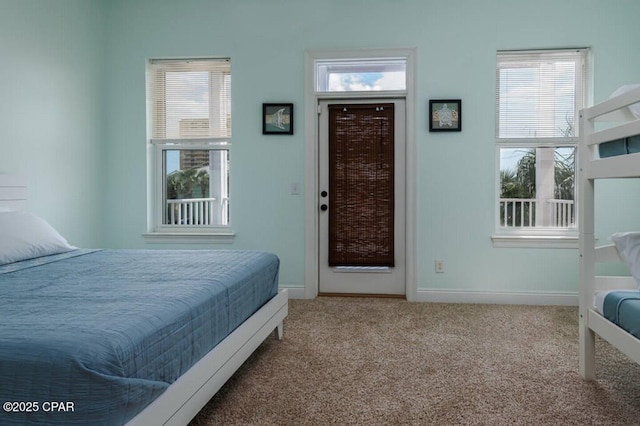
0, 0, 106, 247
2, 0, 640, 294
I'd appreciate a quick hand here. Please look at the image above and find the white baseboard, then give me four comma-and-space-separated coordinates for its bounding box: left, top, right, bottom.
285, 286, 578, 306
416, 289, 578, 306
279, 286, 306, 299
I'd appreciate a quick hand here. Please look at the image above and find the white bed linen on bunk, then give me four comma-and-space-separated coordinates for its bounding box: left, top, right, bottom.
593, 290, 613, 315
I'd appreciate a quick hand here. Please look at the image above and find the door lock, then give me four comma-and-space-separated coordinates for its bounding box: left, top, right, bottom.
320, 204, 328, 211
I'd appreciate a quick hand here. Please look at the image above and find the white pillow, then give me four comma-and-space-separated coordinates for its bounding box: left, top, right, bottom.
610, 232, 640, 289
0, 211, 76, 265
0, 207, 13, 212
610, 84, 640, 119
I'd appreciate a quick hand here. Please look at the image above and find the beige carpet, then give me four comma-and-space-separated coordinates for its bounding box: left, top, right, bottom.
190, 297, 640, 425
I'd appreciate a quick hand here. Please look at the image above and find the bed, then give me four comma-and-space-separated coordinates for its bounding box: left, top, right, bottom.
578, 85, 640, 380
0, 175, 288, 425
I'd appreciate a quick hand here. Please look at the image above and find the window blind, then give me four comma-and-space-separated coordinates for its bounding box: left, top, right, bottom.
496, 49, 587, 140
328, 104, 395, 267
150, 58, 231, 140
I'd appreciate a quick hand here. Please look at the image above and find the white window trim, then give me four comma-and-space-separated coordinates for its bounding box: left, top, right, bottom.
145, 58, 234, 243
142, 231, 235, 244
491, 233, 578, 249
492, 143, 579, 249
492, 48, 588, 248
315, 57, 407, 92
145, 141, 234, 243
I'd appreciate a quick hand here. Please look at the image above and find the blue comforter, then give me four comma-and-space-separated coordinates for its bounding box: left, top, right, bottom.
0, 249, 279, 425
603, 290, 640, 340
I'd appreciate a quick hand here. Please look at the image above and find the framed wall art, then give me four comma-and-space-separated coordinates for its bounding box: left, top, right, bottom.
429, 99, 461, 132
263, 103, 294, 135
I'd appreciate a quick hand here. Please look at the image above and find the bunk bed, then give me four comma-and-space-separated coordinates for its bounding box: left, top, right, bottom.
0, 175, 289, 425
579, 85, 640, 380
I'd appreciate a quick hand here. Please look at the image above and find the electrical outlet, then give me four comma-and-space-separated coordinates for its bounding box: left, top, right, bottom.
435, 260, 444, 273
291, 182, 300, 195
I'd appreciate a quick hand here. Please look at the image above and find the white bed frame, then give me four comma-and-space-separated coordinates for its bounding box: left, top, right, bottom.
129, 290, 287, 425
0, 175, 28, 211
578, 86, 640, 380
0, 175, 288, 425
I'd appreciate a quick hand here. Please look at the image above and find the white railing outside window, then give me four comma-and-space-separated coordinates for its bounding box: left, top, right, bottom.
167, 198, 218, 225
547, 199, 575, 228
500, 198, 536, 227
500, 198, 574, 228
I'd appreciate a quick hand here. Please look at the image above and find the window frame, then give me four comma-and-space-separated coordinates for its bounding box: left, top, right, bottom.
314, 57, 408, 93
144, 58, 234, 243
492, 48, 589, 249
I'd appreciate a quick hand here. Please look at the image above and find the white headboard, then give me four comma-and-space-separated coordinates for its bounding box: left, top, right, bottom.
0, 175, 28, 211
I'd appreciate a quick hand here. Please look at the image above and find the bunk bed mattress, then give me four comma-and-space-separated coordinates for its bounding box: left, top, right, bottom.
594, 290, 640, 340
0, 249, 279, 425
598, 135, 640, 157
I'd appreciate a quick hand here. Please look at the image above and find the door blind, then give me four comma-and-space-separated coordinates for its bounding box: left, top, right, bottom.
328, 103, 395, 267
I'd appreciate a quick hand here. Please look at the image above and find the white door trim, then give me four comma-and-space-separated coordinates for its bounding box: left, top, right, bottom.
303, 48, 417, 301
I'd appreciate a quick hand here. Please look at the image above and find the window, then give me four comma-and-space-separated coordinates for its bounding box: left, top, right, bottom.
494, 49, 588, 246
147, 58, 232, 239
315, 58, 407, 92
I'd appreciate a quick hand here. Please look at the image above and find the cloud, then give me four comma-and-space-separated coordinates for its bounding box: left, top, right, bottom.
328, 72, 405, 92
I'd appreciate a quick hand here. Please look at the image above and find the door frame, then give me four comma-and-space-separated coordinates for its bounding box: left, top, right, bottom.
303, 48, 417, 301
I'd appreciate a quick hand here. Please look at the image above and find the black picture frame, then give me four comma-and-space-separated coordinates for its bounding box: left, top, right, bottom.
262, 103, 294, 135
429, 99, 461, 132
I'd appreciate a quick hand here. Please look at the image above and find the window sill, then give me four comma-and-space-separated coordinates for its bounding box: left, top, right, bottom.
491, 234, 578, 249
143, 231, 235, 244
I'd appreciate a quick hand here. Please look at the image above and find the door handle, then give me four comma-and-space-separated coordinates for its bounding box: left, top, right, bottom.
320, 204, 328, 211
